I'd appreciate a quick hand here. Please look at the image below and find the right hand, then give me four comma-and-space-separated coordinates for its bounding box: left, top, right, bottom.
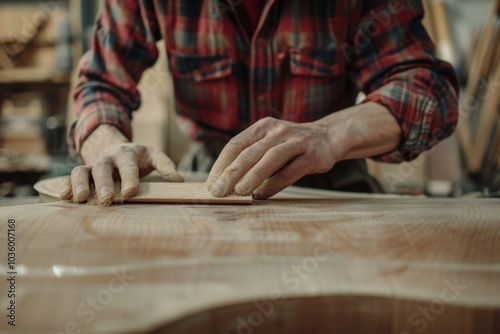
59, 125, 183, 204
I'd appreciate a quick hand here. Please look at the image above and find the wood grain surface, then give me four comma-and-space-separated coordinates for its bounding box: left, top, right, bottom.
1, 188, 500, 334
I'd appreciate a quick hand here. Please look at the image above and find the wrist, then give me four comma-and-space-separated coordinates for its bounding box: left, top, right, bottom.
79, 124, 129, 164
313, 109, 352, 162
314, 102, 402, 161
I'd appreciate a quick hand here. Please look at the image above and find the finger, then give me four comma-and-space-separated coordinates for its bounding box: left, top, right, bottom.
92, 159, 115, 205
206, 118, 271, 190
59, 176, 72, 200
113, 147, 140, 198
148, 147, 184, 182
209, 139, 274, 197
70, 165, 92, 203
253, 158, 310, 200
206, 138, 251, 191
234, 141, 304, 196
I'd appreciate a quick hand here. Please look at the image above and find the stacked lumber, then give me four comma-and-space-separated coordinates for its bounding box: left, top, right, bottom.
418, 0, 462, 193
422, 0, 459, 68
457, 0, 500, 178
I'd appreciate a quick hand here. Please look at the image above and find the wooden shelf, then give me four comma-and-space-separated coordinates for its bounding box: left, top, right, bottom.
0, 68, 70, 84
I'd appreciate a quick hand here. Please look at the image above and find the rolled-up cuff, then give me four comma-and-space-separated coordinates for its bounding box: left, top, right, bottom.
363, 85, 441, 163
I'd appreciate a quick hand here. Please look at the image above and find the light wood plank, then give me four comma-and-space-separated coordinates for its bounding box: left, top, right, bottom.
130, 182, 252, 205
34, 177, 252, 205
458, 16, 500, 166
469, 63, 500, 173
422, 0, 437, 42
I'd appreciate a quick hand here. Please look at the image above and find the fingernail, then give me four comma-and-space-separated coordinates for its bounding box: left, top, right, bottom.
122, 182, 134, 192
100, 186, 112, 199
121, 183, 136, 197
75, 185, 86, 196
235, 182, 249, 195
60, 186, 70, 195
121, 189, 132, 197
167, 173, 184, 183
210, 180, 225, 196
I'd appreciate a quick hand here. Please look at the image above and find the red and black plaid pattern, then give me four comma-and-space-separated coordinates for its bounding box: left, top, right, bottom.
69, 0, 459, 162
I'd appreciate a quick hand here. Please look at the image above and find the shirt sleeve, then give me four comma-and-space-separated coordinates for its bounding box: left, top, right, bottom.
346, 0, 459, 163
67, 0, 161, 154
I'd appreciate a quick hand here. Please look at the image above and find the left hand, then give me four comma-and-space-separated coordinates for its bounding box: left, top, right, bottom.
206, 117, 340, 199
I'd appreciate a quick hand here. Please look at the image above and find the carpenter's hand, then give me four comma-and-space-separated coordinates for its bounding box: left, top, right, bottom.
59, 125, 183, 204
206, 117, 339, 199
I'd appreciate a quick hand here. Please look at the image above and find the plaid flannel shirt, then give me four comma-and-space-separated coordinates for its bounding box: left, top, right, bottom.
69, 0, 459, 163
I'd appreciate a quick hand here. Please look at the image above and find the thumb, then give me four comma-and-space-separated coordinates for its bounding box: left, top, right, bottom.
148, 147, 184, 182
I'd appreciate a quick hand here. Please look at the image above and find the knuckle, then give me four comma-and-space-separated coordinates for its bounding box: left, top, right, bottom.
71, 165, 88, 177
277, 168, 294, 183
262, 116, 275, 125
91, 161, 113, 178
117, 146, 140, 164
120, 164, 139, 175
275, 146, 290, 161
103, 145, 117, 156
303, 150, 330, 173
227, 136, 243, 149
220, 161, 241, 178
93, 159, 112, 170
305, 147, 322, 162
250, 168, 266, 182
118, 145, 135, 156
296, 140, 308, 152
271, 122, 291, 137
253, 117, 276, 135
244, 146, 262, 161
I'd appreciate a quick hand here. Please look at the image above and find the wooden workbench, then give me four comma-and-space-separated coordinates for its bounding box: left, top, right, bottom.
0, 186, 499, 333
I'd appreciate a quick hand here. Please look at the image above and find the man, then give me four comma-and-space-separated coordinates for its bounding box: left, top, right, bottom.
60, 0, 458, 204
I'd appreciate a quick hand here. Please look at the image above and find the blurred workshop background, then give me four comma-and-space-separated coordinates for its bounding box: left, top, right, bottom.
0, 0, 498, 200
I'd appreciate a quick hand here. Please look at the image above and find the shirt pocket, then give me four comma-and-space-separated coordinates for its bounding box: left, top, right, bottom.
282, 49, 352, 123
289, 49, 345, 77
168, 51, 233, 81
167, 50, 240, 132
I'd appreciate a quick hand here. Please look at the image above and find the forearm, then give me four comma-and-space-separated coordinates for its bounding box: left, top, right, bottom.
348, 0, 458, 162
315, 102, 402, 161
68, 0, 161, 155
